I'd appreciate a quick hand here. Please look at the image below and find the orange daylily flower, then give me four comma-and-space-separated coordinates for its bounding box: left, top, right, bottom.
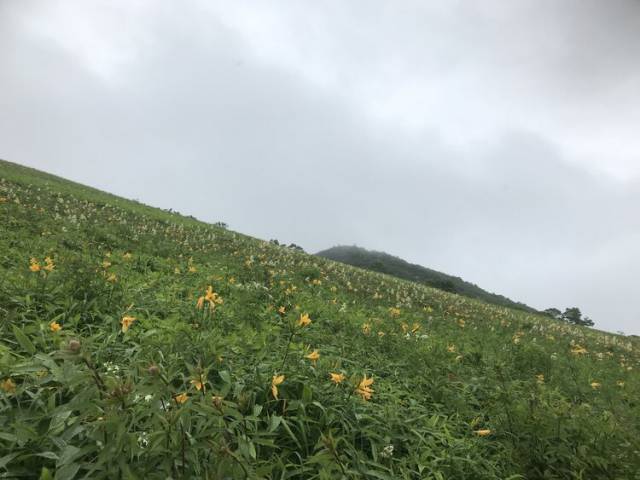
298, 313, 311, 327
29, 258, 41, 272
175, 393, 189, 404
271, 374, 285, 399
1, 378, 16, 394
355, 375, 374, 400
191, 378, 204, 391
305, 349, 320, 364
121, 315, 136, 333
197, 286, 223, 310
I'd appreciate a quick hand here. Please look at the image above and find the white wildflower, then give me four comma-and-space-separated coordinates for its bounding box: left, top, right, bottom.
380, 444, 394, 458
137, 432, 149, 448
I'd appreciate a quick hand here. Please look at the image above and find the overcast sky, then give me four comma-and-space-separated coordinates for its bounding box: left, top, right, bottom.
1, 1, 639, 334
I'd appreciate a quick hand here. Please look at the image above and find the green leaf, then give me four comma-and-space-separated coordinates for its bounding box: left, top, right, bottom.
54, 463, 80, 480
49, 410, 73, 435
302, 384, 313, 403
39, 467, 54, 480
218, 370, 231, 384
0, 432, 18, 443
36, 452, 60, 460
0, 452, 20, 469
57, 445, 81, 467
280, 418, 302, 450
268, 415, 282, 432
12, 325, 36, 354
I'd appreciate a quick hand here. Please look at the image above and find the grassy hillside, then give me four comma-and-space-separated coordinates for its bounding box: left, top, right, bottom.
1, 158, 639, 479
317, 246, 536, 313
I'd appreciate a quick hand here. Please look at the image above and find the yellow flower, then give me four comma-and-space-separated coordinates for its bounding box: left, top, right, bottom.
197, 286, 223, 310
204, 286, 214, 301
377, 331, 385, 337
401, 323, 408, 334
121, 315, 136, 333
458, 319, 466, 328
29, 258, 41, 272
305, 349, 320, 364
271, 374, 285, 399
447, 344, 456, 353
188, 266, 197, 273
101, 260, 111, 269
205, 286, 223, 304
536, 374, 545, 384
590, 382, 601, 390
191, 379, 204, 391
298, 313, 311, 327
123, 252, 132, 260
617, 380, 625, 387
175, 392, 189, 404
43, 257, 55, 272
1, 378, 16, 394
355, 375, 374, 400
278, 306, 286, 315
474, 429, 492, 437
411, 323, 420, 334
571, 345, 588, 355
362, 323, 371, 335
330, 372, 346, 384
49, 321, 62, 333
107, 273, 117, 283
212, 395, 224, 409
388, 307, 400, 318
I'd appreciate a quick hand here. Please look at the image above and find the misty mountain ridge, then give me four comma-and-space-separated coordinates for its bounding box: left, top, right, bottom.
316, 245, 536, 313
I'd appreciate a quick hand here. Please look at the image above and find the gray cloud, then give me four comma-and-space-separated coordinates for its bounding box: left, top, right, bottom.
1, 0, 639, 333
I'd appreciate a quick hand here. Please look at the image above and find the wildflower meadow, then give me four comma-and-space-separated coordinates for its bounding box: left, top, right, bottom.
1, 159, 639, 479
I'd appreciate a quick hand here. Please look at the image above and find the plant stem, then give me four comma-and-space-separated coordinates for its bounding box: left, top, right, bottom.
280, 330, 295, 371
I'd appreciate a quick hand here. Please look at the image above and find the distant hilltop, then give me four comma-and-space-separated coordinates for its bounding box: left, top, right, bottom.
316, 245, 537, 313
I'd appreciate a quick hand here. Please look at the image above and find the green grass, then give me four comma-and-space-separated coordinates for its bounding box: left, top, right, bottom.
1, 158, 639, 479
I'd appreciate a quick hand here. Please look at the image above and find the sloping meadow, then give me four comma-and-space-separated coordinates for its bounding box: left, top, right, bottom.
1, 160, 639, 479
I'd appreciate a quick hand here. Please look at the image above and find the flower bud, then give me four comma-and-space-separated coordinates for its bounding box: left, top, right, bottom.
68, 339, 81, 353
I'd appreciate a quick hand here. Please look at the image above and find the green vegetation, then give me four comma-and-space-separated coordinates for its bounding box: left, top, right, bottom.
544, 308, 595, 327
317, 245, 536, 312
1, 158, 639, 479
